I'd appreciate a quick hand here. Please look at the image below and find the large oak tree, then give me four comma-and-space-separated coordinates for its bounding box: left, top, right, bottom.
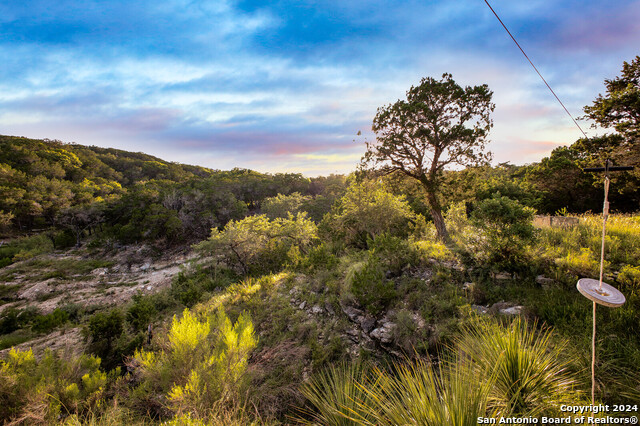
362, 73, 494, 242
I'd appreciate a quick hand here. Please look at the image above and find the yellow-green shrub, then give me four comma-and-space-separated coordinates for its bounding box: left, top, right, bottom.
131, 307, 257, 421
0, 347, 111, 423
619, 264, 640, 293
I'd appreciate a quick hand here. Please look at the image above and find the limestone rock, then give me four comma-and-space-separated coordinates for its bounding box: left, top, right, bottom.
536, 275, 555, 287
341, 305, 364, 322
370, 321, 395, 344
500, 306, 523, 315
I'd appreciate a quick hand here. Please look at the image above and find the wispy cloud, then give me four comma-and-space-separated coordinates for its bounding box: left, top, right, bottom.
0, 0, 637, 175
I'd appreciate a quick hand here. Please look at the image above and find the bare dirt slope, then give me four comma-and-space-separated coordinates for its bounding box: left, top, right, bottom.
0, 245, 194, 356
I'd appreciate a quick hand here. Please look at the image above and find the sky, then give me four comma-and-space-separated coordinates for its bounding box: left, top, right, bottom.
0, 0, 638, 176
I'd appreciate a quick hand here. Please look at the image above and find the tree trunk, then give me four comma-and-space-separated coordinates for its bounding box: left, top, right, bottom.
426, 189, 450, 243
418, 174, 451, 243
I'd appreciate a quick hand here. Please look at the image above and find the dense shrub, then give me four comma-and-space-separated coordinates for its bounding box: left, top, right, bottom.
127, 292, 158, 332
349, 255, 396, 315
0, 348, 112, 423
261, 192, 312, 219
31, 308, 70, 333
0, 306, 41, 334
170, 265, 239, 308
195, 213, 318, 276
171, 270, 206, 308
368, 233, 420, 276
320, 180, 422, 249
86, 308, 142, 370
0, 234, 54, 267
619, 264, 640, 293
289, 242, 339, 273
130, 308, 257, 421
469, 195, 537, 272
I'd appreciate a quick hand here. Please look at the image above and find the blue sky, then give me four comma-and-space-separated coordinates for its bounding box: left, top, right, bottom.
1, 0, 638, 176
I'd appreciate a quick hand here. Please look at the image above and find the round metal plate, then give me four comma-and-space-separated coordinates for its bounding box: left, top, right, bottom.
577, 278, 626, 308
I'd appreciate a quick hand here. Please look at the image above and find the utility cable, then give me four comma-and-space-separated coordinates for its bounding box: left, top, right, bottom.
483, 0, 589, 139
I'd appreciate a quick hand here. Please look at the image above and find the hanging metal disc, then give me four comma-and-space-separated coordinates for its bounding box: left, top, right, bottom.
577, 278, 626, 308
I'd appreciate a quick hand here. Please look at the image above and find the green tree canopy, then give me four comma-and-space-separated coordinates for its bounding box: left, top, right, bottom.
363, 73, 494, 242
584, 55, 640, 142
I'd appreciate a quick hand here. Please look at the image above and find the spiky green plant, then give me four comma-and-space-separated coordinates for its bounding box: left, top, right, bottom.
456, 316, 583, 416
367, 360, 493, 426
300, 359, 493, 426
298, 362, 381, 425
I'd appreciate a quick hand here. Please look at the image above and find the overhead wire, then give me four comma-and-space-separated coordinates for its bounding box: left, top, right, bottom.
483, 0, 589, 139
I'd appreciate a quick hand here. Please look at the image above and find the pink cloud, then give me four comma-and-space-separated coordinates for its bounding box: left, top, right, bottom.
552, 3, 640, 52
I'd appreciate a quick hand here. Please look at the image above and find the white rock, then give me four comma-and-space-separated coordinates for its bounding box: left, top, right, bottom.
500, 306, 523, 315
370, 321, 395, 344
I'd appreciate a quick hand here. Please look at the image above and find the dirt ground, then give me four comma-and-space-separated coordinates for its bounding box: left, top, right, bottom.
0, 245, 195, 357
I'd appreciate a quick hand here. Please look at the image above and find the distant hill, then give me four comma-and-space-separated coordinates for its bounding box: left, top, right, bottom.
0, 135, 344, 248
0, 135, 217, 186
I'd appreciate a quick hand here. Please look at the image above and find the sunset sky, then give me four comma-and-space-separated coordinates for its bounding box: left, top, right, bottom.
1, 0, 638, 176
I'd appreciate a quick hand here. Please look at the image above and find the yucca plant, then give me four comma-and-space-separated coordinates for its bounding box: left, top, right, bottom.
367, 360, 493, 426
298, 362, 382, 425
300, 358, 493, 426
456, 316, 583, 416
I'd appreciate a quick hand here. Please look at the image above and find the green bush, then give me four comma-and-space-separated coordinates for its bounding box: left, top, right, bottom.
320, 180, 420, 249
290, 242, 339, 273
261, 192, 312, 219
469, 194, 537, 272
171, 265, 239, 307
195, 213, 318, 276
349, 255, 396, 315
0, 234, 54, 266
53, 229, 77, 249
0, 308, 20, 334
31, 308, 70, 333
368, 233, 419, 276
171, 270, 205, 307
618, 264, 640, 293
0, 348, 112, 423
0, 306, 40, 334
127, 292, 157, 332
86, 309, 141, 370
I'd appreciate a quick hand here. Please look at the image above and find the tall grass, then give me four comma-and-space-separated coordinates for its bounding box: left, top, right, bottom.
538, 214, 640, 280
